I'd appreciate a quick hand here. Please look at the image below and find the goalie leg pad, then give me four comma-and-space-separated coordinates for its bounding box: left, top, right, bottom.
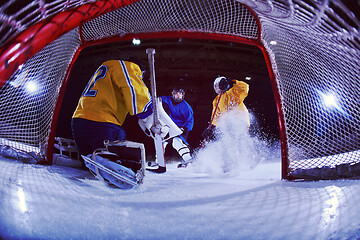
83, 140, 146, 189
84, 154, 138, 189
172, 137, 192, 162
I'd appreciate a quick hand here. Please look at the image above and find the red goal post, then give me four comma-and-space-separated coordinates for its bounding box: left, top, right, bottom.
0, 0, 359, 180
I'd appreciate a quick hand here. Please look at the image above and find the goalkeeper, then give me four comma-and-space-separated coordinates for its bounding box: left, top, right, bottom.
71, 57, 153, 163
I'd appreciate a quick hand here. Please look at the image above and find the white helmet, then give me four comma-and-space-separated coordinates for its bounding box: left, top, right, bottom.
213, 76, 226, 95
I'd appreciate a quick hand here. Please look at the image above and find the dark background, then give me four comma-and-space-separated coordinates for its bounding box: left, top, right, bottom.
56, 38, 279, 160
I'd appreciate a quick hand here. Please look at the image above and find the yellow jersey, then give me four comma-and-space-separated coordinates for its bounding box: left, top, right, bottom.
72, 60, 152, 126
211, 80, 250, 127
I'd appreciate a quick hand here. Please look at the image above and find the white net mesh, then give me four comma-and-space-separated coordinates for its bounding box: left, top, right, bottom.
0, 0, 359, 179
0, 0, 96, 47
81, 0, 258, 41
248, 0, 360, 176
0, 29, 81, 154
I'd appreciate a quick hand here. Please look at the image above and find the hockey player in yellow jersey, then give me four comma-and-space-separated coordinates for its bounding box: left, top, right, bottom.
72, 58, 153, 158
202, 76, 250, 141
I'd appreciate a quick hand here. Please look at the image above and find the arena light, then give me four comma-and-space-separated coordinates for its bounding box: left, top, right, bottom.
245, 76, 251, 81
322, 93, 337, 108
270, 40, 277, 45
132, 38, 141, 45
317, 90, 344, 113
25, 81, 39, 93
320, 92, 339, 109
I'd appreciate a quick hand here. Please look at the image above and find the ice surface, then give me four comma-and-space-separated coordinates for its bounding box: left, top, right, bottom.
1, 113, 360, 239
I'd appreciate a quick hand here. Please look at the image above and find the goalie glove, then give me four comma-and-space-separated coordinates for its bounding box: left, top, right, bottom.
151, 121, 170, 138
138, 113, 170, 139
138, 99, 182, 141
138, 114, 153, 136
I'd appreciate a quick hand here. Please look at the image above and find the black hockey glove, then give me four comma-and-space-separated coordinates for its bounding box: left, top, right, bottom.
180, 127, 189, 140
180, 127, 188, 135
218, 77, 234, 92
201, 124, 216, 140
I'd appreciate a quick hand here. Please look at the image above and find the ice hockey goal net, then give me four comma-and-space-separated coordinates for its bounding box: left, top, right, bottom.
0, 0, 359, 180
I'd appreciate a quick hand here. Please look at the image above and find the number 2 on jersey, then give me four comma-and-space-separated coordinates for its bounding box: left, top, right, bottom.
81, 65, 108, 97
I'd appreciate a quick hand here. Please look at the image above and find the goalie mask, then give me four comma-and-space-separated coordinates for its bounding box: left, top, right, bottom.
172, 88, 185, 102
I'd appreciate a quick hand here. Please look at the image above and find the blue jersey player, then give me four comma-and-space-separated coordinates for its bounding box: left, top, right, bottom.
160, 88, 194, 163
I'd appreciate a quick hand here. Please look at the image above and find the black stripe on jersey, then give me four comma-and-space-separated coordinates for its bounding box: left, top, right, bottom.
120, 60, 137, 114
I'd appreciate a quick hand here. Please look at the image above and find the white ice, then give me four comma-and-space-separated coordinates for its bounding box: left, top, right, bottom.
1, 113, 360, 239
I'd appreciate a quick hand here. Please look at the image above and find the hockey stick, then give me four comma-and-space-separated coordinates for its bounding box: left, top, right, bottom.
199, 90, 223, 150
177, 91, 224, 168
146, 48, 159, 127
146, 48, 166, 173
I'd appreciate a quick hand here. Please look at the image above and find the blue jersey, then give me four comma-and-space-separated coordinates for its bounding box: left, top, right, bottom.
161, 96, 194, 131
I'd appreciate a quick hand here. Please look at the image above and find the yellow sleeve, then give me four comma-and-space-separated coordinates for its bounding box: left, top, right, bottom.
210, 80, 249, 127
211, 95, 222, 126
230, 80, 249, 103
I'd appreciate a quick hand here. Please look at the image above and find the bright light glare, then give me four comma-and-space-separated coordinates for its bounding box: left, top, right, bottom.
323, 94, 337, 108
270, 40, 277, 45
319, 92, 339, 109
17, 187, 27, 213
26, 81, 38, 93
132, 38, 141, 45
321, 186, 342, 230
245, 76, 251, 81
317, 90, 348, 116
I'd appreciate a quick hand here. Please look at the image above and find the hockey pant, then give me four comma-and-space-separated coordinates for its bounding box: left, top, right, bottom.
163, 136, 192, 162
